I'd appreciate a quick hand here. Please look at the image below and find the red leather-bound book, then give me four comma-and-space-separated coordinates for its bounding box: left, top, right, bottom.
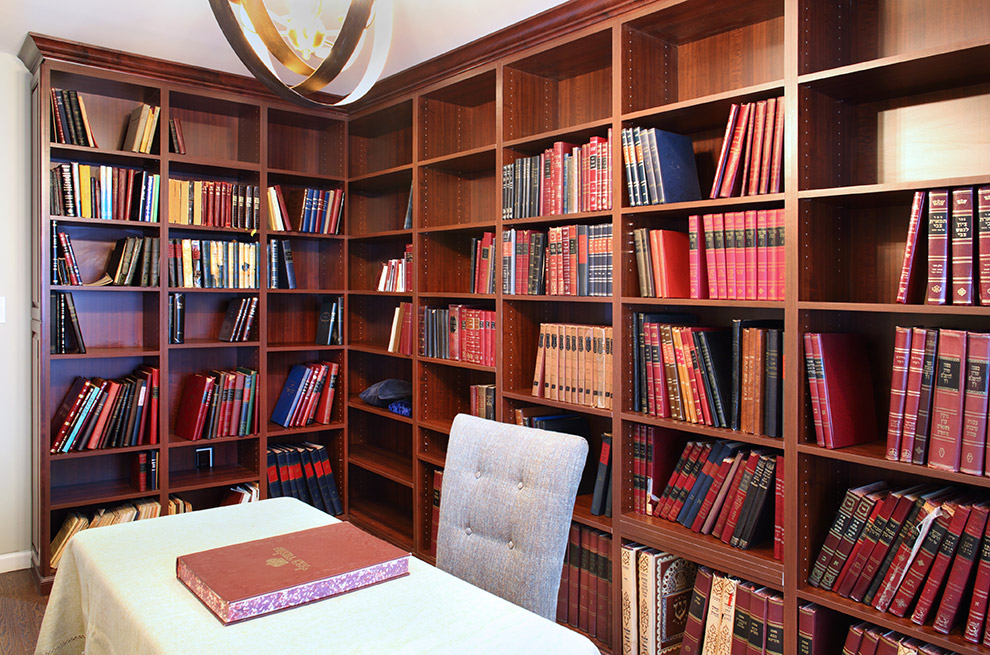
809, 334, 835, 446
567, 524, 580, 628
848, 485, 923, 602
964, 516, 990, 642
731, 582, 753, 655
888, 507, 953, 617
899, 329, 928, 462
834, 492, 889, 597
926, 190, 950, 304
719, 103, 752, 198
174, 374, 215, 441
710, 104, 740, 199
951, 188, 975, 304
896, 191, 928, 303
803, 333, 825, 446
773, 209, 785, 301
859, 627, 883, 655
702, 214, 719, 299
821, 488, 886, 591
757, 210, 769, 301
176, 522, 409, 624
764, 593, 784, 655
978, 187, 990, 305
711, 453, 750, 539
928, 329, 968, 471
815, 332, 878, 448
720, 451, 762, 545
650, 229, 690, 298
314, 362, 339, 425
723, 211, 738, 299
703, 452, 745, 535
744, 210, 757, 300
747, 587, 768, 655
876, 632, 901, 655
960, 332, 990, 474
596, 532, 610, 645
841, 622, 867, 655
911, 501, 973, 625
932, 502, 990, 633
688, 214, 708, 299
872, 495, 947, 611
913, 329, 942, 465
769, 97, 784, 194
886, 326, 913, 460
733, 212, 747, 299
680, 566, 712, 655
712, 213, 729, 300
758, 98, 776, 195
747, 101, 767, 195
739, 104, 757, 197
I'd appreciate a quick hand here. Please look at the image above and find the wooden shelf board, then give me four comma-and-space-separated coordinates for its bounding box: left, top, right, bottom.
51, 480, 152, 509
50, 443, 161, 461
168, 433, 259, 448
268, 288, 347, 295
419, 291, 496, 301
50, 215, 161, 230
165, 223, 256, 236
798, 301, 990, 316
502, 389, 613, 418
618, 513, 783, 590
622, 80, 785, 132
268, 230, 344, 241
267, 421, 345, 438
52, 346, 159, 359
560, 624, 611, 655
168, 340, 258, 350
347, 501, 414, 552
347, 290, 412, 297
573, 493, 612, 533
52, 285, 158, 293
503, 118, 613, 151
418, 220, 497, 234
167, 287, 259, 294
417, 450, 446, 468
622, 298, 785, 310
417, 356, 496, 373
168, 465, 259, 492
266, 342, 345, 352
348, 228, 414, 240
505, 294, 611, 303
418, 418, 453, 435
418, 145, 497, 171
51, 142, 160, 163
166, 153, 260, 172
797, 442, 990, 489
621, 194, 784, 216
347, 342, 412, 360
798, 176, 990, 203
347, 165, 413, 191
619, 412, 784, 449
348, 444, 413, 487
266, 167, 345, 183
797, 586, 990, 655
503, 209, 612, 228
348, 395, 414, 424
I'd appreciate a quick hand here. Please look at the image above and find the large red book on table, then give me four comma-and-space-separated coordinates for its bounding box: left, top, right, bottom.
814, 332, 878, 449
899, 328, 928, 462
174, 374, 215, 441
176, 522, 409, 624
926, 190, 950, 304
960, 332, 990, 475
951, 188, 975, 304
885, 326, 913, 460
649, 229, 690, 298
933, 502, 990, 634
927, 329, 968, 471
896, 191, 928, 304
979, 187, 990, 305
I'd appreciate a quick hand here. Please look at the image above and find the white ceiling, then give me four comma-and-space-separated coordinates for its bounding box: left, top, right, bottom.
1, 0, 570, 92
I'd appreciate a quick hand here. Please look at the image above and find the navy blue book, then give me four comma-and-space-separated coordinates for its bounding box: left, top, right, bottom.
681, 442, 746, 527
650, 128, 702, 204
279, 239, 297, 290
271, 364, 309, 427
676, 441, 728, 525
266, 449, 282, 498
696, 330, 732, 428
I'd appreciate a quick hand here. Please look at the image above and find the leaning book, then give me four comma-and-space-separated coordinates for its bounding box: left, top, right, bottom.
176, 522, 409, 624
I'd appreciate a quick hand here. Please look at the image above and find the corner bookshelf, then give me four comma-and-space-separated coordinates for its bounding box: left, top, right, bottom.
23, 39, 349, 592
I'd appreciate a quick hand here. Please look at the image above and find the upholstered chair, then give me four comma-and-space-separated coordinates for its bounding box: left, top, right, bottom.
435, 413, 590, 620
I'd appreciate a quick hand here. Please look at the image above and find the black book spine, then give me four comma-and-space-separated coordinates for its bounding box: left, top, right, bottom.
764, 328, 782, 438
174, 292, 185, 344
731, 319, 743, 430
62, 292, 86, 353
912, 329, 941, 464
631, 312, 642, 414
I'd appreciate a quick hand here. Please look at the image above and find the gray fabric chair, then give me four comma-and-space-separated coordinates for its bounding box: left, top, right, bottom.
435, 413, 589, 620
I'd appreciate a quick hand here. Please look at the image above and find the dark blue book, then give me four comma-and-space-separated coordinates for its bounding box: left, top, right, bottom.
270, 365, 309, 427
266, 449, 282, 498
676, 441, 728, 525
649, 128, 702, 204
279, 239, 297, 290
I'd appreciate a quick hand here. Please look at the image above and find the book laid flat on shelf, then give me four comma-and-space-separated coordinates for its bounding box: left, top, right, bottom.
176, 522, 410, 624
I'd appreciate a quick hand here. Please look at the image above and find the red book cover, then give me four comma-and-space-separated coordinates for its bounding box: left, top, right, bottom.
872, 496, 946, 611
567, 524, 580, 627
400, 302, 414, 356
859, 627, 883, 655
926, 190, 950, 304
739, 103, 757, 196
979, 187, 990, 305
773, 209, 785, 301
688, 214, 708, 299
680, 566, 712, 655
176, 522, 409, 624
733, 212, 747, 300
899, 328, 928, 462
651, 229, 690, 298
747, 100, 767, 195
769, 96, 784, 194
911, 501, 972, 625
720, 451, 762, 545
713, 213, 729, 300
803, 333, 825, 446
773, 455, 783, 561
915, 329, 942, 466
648, 322, 670, 419
702, 214, 719, 299
933, 502, 990, 634
951, 188, 975, 304
719, 102, 752, 198
174, 374, 215, 441
960, 332, 990, 475
744, 210, 757, 300
963, 517, 990, 642
710, 103, 740, 198
765, 593, 784, 655
848, 486, 921, 601
712, 452, 749, 538
747, 587, 768, 655
896, 191, 928, 303
888, 507, 954, 617
724, 211, 738, 299
886, 326, 913, 460
834, 491, 889, 596
684, 329, 712, 425
758, 98, 776, 195
815, 332, 878, 448
928, 328, 968, 471
842, 623, 866, 655
315, 362, 339, 425
731, 584, 752, 655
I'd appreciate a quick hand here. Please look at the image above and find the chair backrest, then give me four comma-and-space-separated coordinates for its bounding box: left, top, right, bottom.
435, 413, 589, 620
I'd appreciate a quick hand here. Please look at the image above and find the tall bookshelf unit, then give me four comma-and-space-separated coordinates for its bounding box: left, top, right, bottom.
23, 38, 349, 592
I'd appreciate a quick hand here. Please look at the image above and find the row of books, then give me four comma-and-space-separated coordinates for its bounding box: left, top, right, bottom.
49, 88, 97, 147
469, 232, 496, 295
502, 224, 614, 297
131, 450, 160, 492
377, 244, 413, 292
898, 188, 990, 305
387, 302, 414, 356
121, 103, 161, 154
632, 316, 783, 437
174, 368, 259, 441
50, 366, 160, 453
419, 305, 496, 367
811, 482, 990, 643
502, 132, 613, 220
620, 126, 701, 206
50, 163, 160, 222
166, 238, 260, 289
559, 524, 613, 648
266, 443, 343, 515
842, 621, 961, 655
531, 323, 614, 410
270, 361, 339, 428
168, 117, 187, 155
50, 498, 163, 569
51, 292, 86, 354
642, 433, 783, 555
619, 544, 695, 655
468, 384, 495, 420
95, 236, 161, 287
220, 483, 260, 505
267, 239, 298, 289
217, 297, 259, 342
803, 332, 877, 449
268, 185, 345, 235
886, 327, 990, 474
168, 179, 260, 230
710, 97, 784, 199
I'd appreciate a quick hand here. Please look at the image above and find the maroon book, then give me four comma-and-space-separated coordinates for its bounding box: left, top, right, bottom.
834, 491, 890, 597
809, 485, 865, 588
911, 501, 973, 625
932, 502, 990, 634
773, 454, 784, 561
872, 495, 947, 612
815, 332, 878, 448
859, 626, 883, 655
720, 451, 762, 545
822, 488, 886, 591
888, 509, 953, 617
886, 326, 913, 460
960, 332, 990, 475
842, 622, 867, 654
899, 328, 928, 462
691, 452, 734, 532
680, 566, 712, 655
875, 632, 901, 655
567, 524, 580, 628
176, 522, 409, 624
732, 583, 753, 655
896, 191, 928, 303
913, 329, 941, 465
926, 190, 950, 304
849, 485, 925, 602
928, 329, 968, 472
174, 374, 215, 441
798, 603, 841, 655
951, 188, 975, 304
747, 587, 768, 655
965, 517, 990, 642
979, 187, 990, 305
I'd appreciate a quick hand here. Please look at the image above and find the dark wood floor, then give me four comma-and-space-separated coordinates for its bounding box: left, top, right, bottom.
0, 570, 47, 655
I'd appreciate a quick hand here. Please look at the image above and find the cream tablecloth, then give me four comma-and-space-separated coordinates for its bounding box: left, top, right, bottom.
35, 497, 599, 655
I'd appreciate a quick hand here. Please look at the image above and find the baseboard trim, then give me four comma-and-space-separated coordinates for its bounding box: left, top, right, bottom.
0, 550, 31, 574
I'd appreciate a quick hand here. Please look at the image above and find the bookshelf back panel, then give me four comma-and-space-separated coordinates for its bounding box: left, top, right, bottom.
419, 427, 449, 462
420, 71, 497, 160
348, 102, 413, 177
348, 187, 411, 236
267, 110, 345, 177
346, 349, 412, 397
177, 292, 256, 342
266, 350, 345, 428
273, 238, 344, 291
348, 410, 413, 462
267, 293, 344, 346
168, 439, 260, 478
799, 0, 990, 75
419, 363, 495, 424
58, 290, 158, 349
168, 93, 260, 164
347, 467, 414, 542
419, 165, 497, 228
419, 230, 497, 294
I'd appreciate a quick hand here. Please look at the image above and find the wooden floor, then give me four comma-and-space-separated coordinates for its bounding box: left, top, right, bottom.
0, 570, 47, 655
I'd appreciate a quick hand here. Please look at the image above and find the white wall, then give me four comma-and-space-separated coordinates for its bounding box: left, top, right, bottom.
0, 52, 33, 572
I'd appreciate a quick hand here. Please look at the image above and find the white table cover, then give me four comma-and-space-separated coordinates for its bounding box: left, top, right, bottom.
35, 497, 599, 655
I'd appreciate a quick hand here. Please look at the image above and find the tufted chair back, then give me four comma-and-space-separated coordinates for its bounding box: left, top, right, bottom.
435, 413, 589, 620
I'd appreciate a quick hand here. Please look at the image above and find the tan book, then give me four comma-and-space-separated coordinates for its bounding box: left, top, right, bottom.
672, 327, 697, 423
50, 512, 89, 569
139, 106, 160, 153
566, 324, 578, 404
751, 328, 766, 436
122, 104, 150, 152
193, 180, 203, 225
621, 543, 648, 655
387, 305, 402, 352
181, 238, 193, 288
741, 328, 755, 434
76, 94, 97, 147
531, 323, 547, 397
605, 327, 614, 410
638, 547, 660, 655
